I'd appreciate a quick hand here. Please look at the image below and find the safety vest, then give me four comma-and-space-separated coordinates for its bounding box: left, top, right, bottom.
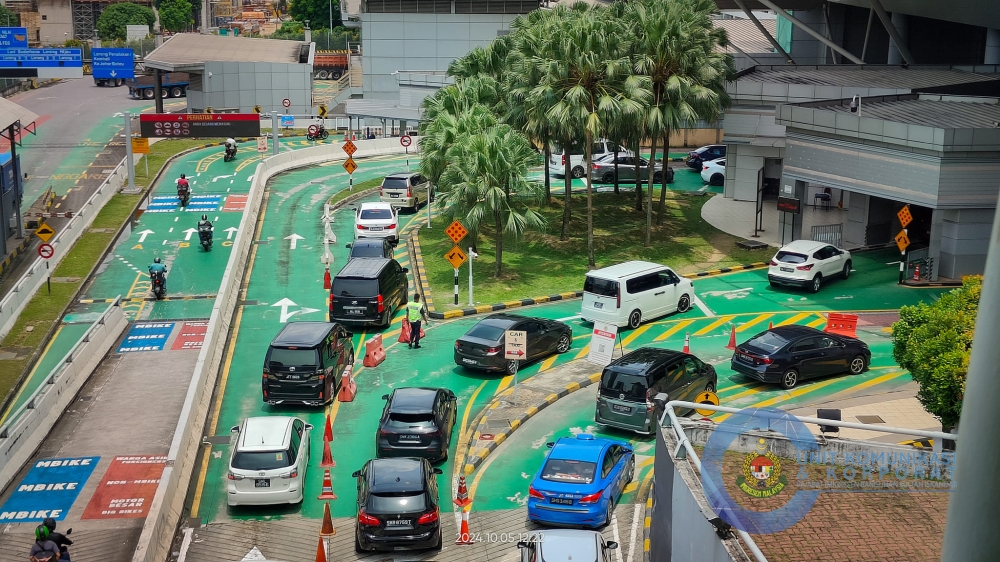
406, 301, 423, 322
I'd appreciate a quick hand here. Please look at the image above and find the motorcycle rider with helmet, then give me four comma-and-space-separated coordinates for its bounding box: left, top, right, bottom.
149, 257, 167, 292
224, 138, 237, 161
176, 173, 191, 206
197, 214, 213, 248
42, 518, 71, 561
29, 525, 60, 562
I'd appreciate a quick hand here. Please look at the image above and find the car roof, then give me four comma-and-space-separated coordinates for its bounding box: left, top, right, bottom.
536, 529, 601, 558
384, 172, 417, 179
479, 313, 525, 328
336, 257, 391, 278
352, 238, 386, 247
370, 458, 425, 492
359, 201, 393, 210
778, 239, 827, 253
607, 347, 682, 374
762, 325, 824, 339
238, 416, 295, 451
587, 260, 667, 280
390, 387, 438, 413
549, 434, 618, 462
270, 321, 333, 347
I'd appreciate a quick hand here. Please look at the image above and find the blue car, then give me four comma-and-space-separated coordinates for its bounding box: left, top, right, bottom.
527, 434, 635, 528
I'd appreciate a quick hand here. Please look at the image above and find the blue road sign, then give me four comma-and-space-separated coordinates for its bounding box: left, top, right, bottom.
281, 115, 295, 127
118, 322, 175, 352
92, 48, 135, 79
0, 28, 28, 48
0, 456, 100, 522
0, 48, 82, 68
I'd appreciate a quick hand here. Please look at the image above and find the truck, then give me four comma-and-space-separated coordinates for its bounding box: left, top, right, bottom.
313, 51, 349, 80
128, 72, 191, 100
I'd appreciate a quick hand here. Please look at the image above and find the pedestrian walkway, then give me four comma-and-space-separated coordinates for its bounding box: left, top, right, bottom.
701, 190, 848, 247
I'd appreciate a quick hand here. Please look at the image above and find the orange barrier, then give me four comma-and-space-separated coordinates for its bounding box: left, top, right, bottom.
768, 321, 773, 329
363, 334, 385, 367
320, 502, 336, 536
318, 469, 337, 500
338, 364, 357, 402
825, 313, 858, 339
398, 318, 426, 343
323, 267, 331, 290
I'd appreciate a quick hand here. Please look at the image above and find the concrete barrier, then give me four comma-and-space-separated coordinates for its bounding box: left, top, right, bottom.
131, 136, 419, 562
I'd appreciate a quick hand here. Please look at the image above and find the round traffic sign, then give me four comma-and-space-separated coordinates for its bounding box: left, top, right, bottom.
695, 390, 720, 417
282, 98, 291, 108
400, 135, 412, 147
38, 243, 54, 259
308, 124, 319, 135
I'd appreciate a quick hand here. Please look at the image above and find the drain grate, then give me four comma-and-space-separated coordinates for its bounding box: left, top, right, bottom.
203, 435, 231, 445
856, 415, 885, 424
78, 396, 92, 402
483, 418, 511, 431
254, 240, 270, 245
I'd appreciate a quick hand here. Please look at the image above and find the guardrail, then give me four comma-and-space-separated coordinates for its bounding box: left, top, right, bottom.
132, 136, 420, 562
0, 297, 128, 489
0, 157, 128, 339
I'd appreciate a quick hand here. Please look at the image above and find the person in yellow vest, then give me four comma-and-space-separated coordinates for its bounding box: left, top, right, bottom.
406, 293, 430, 349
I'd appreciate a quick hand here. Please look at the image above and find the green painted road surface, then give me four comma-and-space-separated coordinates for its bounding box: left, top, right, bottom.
526, 162, 720, 195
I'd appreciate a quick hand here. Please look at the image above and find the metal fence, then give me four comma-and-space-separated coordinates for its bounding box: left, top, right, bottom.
811, 223, 843, 248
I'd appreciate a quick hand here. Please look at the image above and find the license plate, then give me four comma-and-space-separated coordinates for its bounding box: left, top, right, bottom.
593, 302, 603, 309
386, 520, 410, 526
286, 374, 301, 380
399, 435, 420, 441
369, 227, 383, 231
390, 194, 399, 198
550, 497, 574, 505
738, 353, 752, 362
462, 358, 476, 364
612, 404, 632, 413
780, 267, 794, 272
345, 307, 365, 314
254, 479, 270, 488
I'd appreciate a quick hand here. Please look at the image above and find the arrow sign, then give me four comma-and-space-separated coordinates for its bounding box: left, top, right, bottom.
212, 174, 234, 182
110, 70, 117, 77
273, 298, 299, 323
137, 229, 154, 243
284, 233, 304, 249
183, 228, 198, 241
224, 227, 238, 240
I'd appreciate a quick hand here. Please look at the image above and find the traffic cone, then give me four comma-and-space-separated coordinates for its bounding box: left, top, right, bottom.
768, 321, 773, 330
320, 437, 336, 468
455, 510, 474, 545
726, 325, 737, 351
320, 502, 336, 536
323, 267, 331, 290
682, 332, 690, 354
324, 413, 333, 442
314, 536, 327, 562
318, 469, 337, 500
453, 475, 471, 508
913, 263, 920, 281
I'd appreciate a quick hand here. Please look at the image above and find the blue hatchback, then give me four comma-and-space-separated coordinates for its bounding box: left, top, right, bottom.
527, 434, 635, 528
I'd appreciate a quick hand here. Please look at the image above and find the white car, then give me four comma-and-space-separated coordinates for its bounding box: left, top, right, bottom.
581, 261, 694, 329
227, 416, 312, 506
548, 139, 632, 179
354, 202, 399, 243
700, 158, 726, 186
767, 239, 852, 293
517, 530, 618, 562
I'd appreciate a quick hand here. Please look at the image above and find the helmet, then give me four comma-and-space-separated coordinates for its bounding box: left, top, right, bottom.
202, 214, 208, 221
180, 173, 186, 179
35, 524, 50, 541
43, 517, 56, 532
154, 257, 161, 264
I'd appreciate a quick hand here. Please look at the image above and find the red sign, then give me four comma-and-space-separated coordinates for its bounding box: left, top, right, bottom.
777, 196, 801, 214
139, 113, 261, 138
282, 98, 291, 108
307, 124, 319, 135
222, 194, 248, 212
38, 243, 54, 258
400, 135, 412, 147
171, 321, 208, 350
81, 456, 167, 519
593, 328, 615, 339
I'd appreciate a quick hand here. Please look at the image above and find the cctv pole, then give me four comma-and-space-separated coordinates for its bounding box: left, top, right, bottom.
123, 112, 136, 192
468, 247, 474, 307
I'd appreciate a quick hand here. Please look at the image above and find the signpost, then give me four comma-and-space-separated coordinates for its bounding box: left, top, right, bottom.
896, 204, 912, 283
282, 98, 291, 109
587, 321, 618, 366
0, 28, 28, 48
37, 239, 54, 293
343, 157, 357, 175
35, 223, 55, 243
38, 243, 54, 258
139, 113, 261, 138
445, 221, 469, 305
400, 134, 412, 172
318, 104, 328, 118
504, 329, 527, 404
342, 139, 357, 189
257, 136, 268, 153
253, 105, 262, 114
131, 137, 149, 176
280, 115, 294, 128
0, 47, 83, 79
91, 48, 135, 80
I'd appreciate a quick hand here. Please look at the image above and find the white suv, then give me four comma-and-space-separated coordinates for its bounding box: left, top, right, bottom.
767, 239, 852, 293
227, 416, 312, 506
354, 202, 399, 243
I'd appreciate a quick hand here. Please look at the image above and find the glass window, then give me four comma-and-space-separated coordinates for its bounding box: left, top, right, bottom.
382, 178, 408, 189
638, 158, 649, 167
332, 278, 377, 297
387, 412, 435, 427
232, 450, 293, 470
585, 276, 619, 298
746, 331, 789, 353
267, 348, 319, 368
465, 322, 507, 341
682, 357, 700, 378
626, 273, 659, 294
360, 208, 393, 220
600, 370, 648, 401
817, 336, 839, 348
792, 338, 818, 352
659, 271, 679, 286
350, 244, 385, 258
541, 458, 597, 484
367, 492, 427, 513
601, 451, 615, 478
593, 142, 606, 155
775, 251, 808, 264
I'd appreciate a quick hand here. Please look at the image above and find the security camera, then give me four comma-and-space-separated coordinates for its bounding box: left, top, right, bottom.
849, 95, 860, 114
469, 249, 479, 259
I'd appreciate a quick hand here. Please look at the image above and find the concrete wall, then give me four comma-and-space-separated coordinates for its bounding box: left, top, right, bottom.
938, 157, 1000, 208
938, 207, 996, 278
190, 61, 314, 115
35, 0, 73, 44
786, 9, 833, 65
725, 143, 783, 201
843, 192, 870, 248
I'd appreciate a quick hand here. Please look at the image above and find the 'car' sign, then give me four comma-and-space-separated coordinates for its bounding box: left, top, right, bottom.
504, 330, 527, 361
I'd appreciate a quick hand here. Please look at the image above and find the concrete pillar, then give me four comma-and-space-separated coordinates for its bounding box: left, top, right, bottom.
887, 12, 908, 65
986, 28, 1000, 65
928, 208, 943, 281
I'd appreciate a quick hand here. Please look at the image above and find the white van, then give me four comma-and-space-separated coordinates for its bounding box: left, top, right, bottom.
581, 261, 694, 329
549, 139, 632, 179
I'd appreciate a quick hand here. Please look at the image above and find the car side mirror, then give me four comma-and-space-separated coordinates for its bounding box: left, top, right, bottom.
230, 426, 239, 433
305, 424, 314, 430
402, 267, 409, 273
351, 470, 361, 478
546, 442, 555, 448
345, 331, 354, 338
381, 394, 389, 400
433, 467, 443, 474
517, 541, 529, 549
606, 541, 619, 550
345, 243, 352, 248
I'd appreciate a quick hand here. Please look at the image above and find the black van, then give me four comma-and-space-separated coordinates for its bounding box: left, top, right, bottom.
262, 321, 354, 406
595, 348, 717, 434
330, 258, 409, 328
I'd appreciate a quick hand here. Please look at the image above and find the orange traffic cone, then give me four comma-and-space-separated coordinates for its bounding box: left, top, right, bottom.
318, 469, 337, 500
323, 267, 331, 290
726, 325, 737, 351
913, 263, 920, 281
453, 475, 471, 508
314, 536, 328, 562
320, 502, 336, 536
768, 321, 773, 330
324, 413, 333, 442
682, 332, 690, 354
320, 437, 336, 468
455, 509, 474, 545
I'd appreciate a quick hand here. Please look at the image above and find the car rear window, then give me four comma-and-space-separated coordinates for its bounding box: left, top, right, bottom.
775, 251, 808, 264
388, 412, 435, 426
332, 278, 378, 297
465, 323, 506, 341
541, 458, 596, 484
368, 492, 427, 513
382, 178, 408, 189
267, 348, 319, 368
350, 244, 385, 258
232, 450, 293, 471
746, 332, 789, 353
600, 369, 648, 401
360, 208, 393, 220
584, 276, 618, 298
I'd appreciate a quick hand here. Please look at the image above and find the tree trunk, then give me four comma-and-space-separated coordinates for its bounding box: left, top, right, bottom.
494, 209, 503, 277
613, 146, 620, 195
561, 136, 572, 241
586, 132, 595, 268
645, 133, 658, 247
634, 137, 643, 212
543, 143, 552, 202
657, 128, 670, 226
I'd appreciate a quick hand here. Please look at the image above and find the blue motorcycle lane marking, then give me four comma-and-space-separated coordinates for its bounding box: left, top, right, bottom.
118, 322, 175, 352
0, 456, 101, 522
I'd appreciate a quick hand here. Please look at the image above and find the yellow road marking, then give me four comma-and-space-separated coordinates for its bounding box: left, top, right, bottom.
538, 354, 559, 372
777, 312, 811, 326
620, 325, 651, 348
496, 374, 515, 395
453, 381, 489, 481
574, 344, 591, 360
654, 319, 695, 341
808, 313, 827, 328
694, 315, 735, 336
737, 313, 773, 333
235, 155, 262, 173
196, 153, 223, 173
720, 383, 769, 401
0, 325, 64, 424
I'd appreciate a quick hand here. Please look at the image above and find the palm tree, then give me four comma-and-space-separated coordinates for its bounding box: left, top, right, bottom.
436, 123, 546, 277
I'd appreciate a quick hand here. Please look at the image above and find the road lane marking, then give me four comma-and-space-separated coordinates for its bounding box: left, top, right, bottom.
737, 313, 774, 333
620, 325, 651, 348
653, 319, 695, 341
574, 344, 591, 360
627, 503, 642, 562
612, 514, 624, 562
778, 312, 811, 326
694, 315, 735, 336
538, 354, 559, 372
496, 374, 514, 395
691, 294, 715, 317
807, 313, 827, 328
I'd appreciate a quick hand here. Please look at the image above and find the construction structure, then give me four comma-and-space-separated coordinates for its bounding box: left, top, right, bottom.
5, 0, 153, 44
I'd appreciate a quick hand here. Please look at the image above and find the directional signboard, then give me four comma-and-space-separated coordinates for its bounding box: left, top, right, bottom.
35, 223, 55, 243
0, 48, 83, 79
0, 28, 28, 48
694, 391, 720, 417
445, 220, 468, 245
343, 157, 357, 174
139, 113, 261, 138
257, 137, 268, 153
445, 245, 467, 269
895, 230, 910, 253
318, 104, 328, 118
504, 330, 527, 360
280, 115, 295, 127
92, 48, 134, 79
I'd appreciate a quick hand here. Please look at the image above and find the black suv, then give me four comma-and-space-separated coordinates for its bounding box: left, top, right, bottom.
346, 238, 394, 259
330, 258, 408, 328
353, 457, 443, 553
376, 388, 457, 462
262, 322, 354, 406
686, 144, 726, 170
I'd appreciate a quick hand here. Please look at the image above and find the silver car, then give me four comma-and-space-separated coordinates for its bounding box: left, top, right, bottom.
517, 530, 618, 561
590, 155, 673, 184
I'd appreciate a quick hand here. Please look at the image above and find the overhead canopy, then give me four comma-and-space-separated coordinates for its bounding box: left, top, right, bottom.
345, 99, 422, 122
144, 34, 310, 72
0, 95, 39, 132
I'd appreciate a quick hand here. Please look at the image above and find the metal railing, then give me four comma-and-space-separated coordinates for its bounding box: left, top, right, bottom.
811, 223, 843, 248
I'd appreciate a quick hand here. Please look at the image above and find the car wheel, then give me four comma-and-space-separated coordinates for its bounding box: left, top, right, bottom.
433, 529, 443, 551
355, 533, 364, 553
710, 173, 724, 186
653, 172, 663, 184
601, 172, 615, 184
625, 457, 635, 484
780, 369, 798, 389
850, 355, 867, 374
556, 333, 571, 353
603, 499, 614, 528
769, 280, 780, 288
842, 260, 852, 280
627, 309, 642, 330
705, 381, 716, 393
506, 360, 518, 375
667, 170, 675, 184
677, 294, 691, 313
809, 274, 822, 293
571, 165, 585, 178
143, 88, 154, 99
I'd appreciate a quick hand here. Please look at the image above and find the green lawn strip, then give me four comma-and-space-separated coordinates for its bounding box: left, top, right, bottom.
419, 190, 771, 309
326, 176, 382, 207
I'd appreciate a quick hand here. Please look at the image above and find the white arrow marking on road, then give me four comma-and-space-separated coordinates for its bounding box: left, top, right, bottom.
212, 174, 234, 182
273, 298, 299, 323
701, 288, 752, 298
284, 233, 304, 249
183, 228, 198, 241
224, 227, 238, 240
241, 546, 267, 561
298, 307, 320, 317
137, 229, 154, 243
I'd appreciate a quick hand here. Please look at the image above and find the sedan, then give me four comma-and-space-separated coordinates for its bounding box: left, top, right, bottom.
767, 239, 852, 293
527, 434, 634, 528
354, 202, 399, 243
686, 144, 726, 170
700, 158, 725, 186
454, 313, 573, 375
376, 387, 457, 463
353, 457, 443, 553
730, 325, 871, 389
590, 155, 673, 185
517, 530, 619, 562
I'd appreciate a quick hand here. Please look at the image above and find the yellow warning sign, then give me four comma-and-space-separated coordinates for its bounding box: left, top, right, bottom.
897, 205, 912, 229
895, 230, 910, 253
35, 223, 56, 243
694, 390, 720, 417
343, 157, 357, 175
445, 245, 468, 269
318, 104, 328, 118
131, 137, 149, 154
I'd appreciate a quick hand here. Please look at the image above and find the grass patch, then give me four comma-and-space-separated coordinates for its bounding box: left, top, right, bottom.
327, 176, 383, 208
419, 190, 771, 309
134, 139, 226, 189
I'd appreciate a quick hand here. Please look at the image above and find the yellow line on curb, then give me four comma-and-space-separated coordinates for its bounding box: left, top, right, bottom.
737, 313, 773, 333
496, 374, 514, 395
538, 354, 559, 372
452, 380, 488, 480
654, 319, 695, 341
694, 315, 735, 336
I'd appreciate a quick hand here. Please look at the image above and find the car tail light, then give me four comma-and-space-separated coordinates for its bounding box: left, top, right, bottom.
387, 223, 396, 229
454, 342, 462, 350
281, 468, 298, 479
579, 491, 602, 504
379, 429, 390, 436
417, 510, 439, 525
529, 486, 545, 500
377, 294, 384, 313
228, 472, 244, 481
358, 510, 380, 526
646, 388, 656, 407
769, 260, 778, 266
760, 356, 773, 364
379, 188, 383, 197
796, 264, 814, 271
703, 165, 709, 170
485, 346, 501, 355
407, 187, 412, 197
357, 224, 365, 230
428, 429, 441, 436
592, 164, 599, 170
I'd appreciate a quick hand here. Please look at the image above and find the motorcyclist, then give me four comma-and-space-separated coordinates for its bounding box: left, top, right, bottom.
198, 214, 213, 245
176, 173, 190, 205
42, 518, 71, 561
224, 138, 237, 159
29, 525, 60, 562
149, 257, 167, 291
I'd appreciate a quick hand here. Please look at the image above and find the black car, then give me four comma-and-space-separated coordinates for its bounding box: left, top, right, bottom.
377, 388, 457, 462
454, 313, 573, 375
262, 322, 354, 406
730, 325, 871, 389
346, 238, 394, 259
330, 258, 409, 328
353, 457, 443, 553
686, 144, 726, 170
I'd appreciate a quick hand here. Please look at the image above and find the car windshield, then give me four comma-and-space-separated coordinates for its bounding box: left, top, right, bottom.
387, 412, 435, 427
747, 332, 789, 353
465, 322, 507, 341
360, 208, 393, 220
382, 178, 408, 189
541, 458, 597, 484
600, 370, 648, 401
368, 492, 427, 513
232, 450, 293, 471
333, 279, 378, 297
350, 244, 384, 258
775, 251, 808, 264
267, 348, 318, 368
584, 276, 618, 298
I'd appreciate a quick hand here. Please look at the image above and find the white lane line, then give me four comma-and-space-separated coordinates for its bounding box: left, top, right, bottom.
612, 513, 624, 562
692, 294, 715, 317
556, 314, 581, 322
626, 503, 641, 562
176, 527, 193, 562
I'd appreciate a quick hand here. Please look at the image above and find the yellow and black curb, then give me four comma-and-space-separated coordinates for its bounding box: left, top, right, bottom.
684, 261, 769, 278
79, 294, 217, 304
462, 371, 602, 475
899, 438, 934, 448
0, 236, 32, 278
643, 487, 653, 556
